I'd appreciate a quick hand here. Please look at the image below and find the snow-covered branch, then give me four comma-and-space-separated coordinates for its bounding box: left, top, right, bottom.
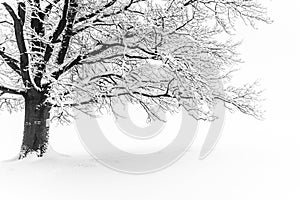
0, 84, 25, 96
0, 49, 21, 76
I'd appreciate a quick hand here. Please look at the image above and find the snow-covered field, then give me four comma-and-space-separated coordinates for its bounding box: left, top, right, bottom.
1, 111, 299, 200
1, 1, 300, 200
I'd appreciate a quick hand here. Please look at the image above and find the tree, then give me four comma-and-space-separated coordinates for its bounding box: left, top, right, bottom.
0, 0, 270, 159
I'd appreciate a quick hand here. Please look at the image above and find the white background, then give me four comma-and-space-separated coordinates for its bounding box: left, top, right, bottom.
0, 0, 300, 199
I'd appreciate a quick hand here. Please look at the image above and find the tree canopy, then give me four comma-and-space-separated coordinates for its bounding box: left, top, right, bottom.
0, 0, 270, 123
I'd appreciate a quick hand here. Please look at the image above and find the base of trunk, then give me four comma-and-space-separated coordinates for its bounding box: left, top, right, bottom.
19, 143, 48, 159
20, 90, 50, 159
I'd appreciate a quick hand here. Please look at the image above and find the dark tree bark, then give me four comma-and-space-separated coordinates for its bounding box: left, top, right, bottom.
19, 89, 51, 159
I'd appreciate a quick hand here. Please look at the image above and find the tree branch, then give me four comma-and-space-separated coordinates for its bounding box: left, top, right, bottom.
44, 0, 70, 63
0, 20, 13, 26
51, 0, 69, 43
2, 2, 30, 85
75, 0, 118, 24
0, 85, 25, 96
18, 2, 26, 24
56, 0, 78, 65
44, 0, 61, 16
0, 50, 21, 76
101, 0, 141, 19
52, 54, 86, 79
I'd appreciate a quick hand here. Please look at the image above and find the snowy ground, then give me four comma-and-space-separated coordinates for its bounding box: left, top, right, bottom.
0, 112, 299, 200
1, 1, 300, 200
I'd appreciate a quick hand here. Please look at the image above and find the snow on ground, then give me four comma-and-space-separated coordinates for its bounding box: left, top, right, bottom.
0, 111, 299, 200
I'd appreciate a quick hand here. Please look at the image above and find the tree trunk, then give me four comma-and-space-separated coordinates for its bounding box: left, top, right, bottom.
19, 89, 51, 159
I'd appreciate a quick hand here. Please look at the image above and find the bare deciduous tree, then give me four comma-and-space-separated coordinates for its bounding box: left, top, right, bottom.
0, 0, 270, 159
